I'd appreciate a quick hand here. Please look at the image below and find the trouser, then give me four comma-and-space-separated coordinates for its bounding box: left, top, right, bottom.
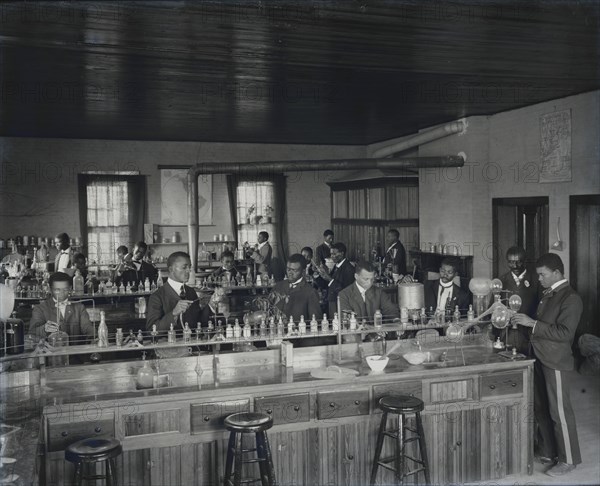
534, 360, 581, 465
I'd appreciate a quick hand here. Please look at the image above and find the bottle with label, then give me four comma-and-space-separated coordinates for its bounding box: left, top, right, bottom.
144, 278, 151, 292
242, 321, 252, 339
115, 328, 123, 347
150, 280, 157, 292
225, 322, 233, 339
73, 270, 84, 294
298, 316, 306, 335
168, 323, 176, 343
287, 316, 295, 336
137, 329, 144, 344
467, 305, 475, 322
400, 307, 409, 324
104, 279, 112, 294
374, 309, 383, 329
269, 317, 276, 337
310, 315, 319, 334
183, 322, 192, 343
233, 319, 242, 339
331, 313, 340, 331
259, 318, 267, 337
277, 316, 284, 337
349, 312, 358, 331
420, 307, 427, 325
321, 314, 329, 332
454, 305, 461, 323
97, 311, 108, 347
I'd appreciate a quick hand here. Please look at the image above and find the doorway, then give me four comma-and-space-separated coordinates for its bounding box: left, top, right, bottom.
570, 195, 600, 337
492, 197, 549, 278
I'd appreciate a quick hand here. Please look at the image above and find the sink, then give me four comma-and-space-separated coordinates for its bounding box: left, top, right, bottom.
403, 351, 445, 366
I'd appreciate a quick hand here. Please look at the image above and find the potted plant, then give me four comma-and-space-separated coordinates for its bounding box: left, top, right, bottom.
264, 205, 274, 223
245, 204, 255, 225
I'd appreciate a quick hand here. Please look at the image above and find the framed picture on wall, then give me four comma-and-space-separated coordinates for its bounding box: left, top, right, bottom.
159, 167, 212, 225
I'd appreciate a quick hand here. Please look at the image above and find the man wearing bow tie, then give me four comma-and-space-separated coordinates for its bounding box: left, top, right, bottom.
269, 254, 322, 322
512, 253, 582, 477
423, 258, 470, 316
117, 241, 158, 290
382, 229, 407, 276
54, 233, 74, 276
314, 242, 356, 317
29, 272, 94, 343
146, 252, 220, 332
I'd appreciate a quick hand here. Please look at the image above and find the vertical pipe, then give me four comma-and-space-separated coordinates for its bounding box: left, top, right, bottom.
188, 173, 199, 273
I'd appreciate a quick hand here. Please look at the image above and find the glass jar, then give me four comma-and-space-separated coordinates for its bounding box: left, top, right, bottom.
47, 330, 69, 366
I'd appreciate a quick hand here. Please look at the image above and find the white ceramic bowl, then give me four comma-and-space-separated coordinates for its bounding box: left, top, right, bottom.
366, 355, 389, 372
402, 351, 427, 365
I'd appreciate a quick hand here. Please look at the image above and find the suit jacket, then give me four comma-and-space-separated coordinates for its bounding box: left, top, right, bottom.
339, 282, 399, 321
271, 279, 323, 322
212, 266, 239, 280
250, 243, 272, 274
382, 241, 407, 275
315, 243, 331, 265
423, 279, 470, 315
54, 248, 74, 276
29, 298, 95, 343
499, 270, 541, 318
531, 282, 583, 371
117, 261, 158, 289
327, 259, 356, 315
146, 283, 212, 332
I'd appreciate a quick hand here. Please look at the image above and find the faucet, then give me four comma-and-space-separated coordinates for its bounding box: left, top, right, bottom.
413, 340, 422, 351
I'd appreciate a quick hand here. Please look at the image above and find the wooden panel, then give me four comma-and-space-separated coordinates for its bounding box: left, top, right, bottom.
47, 417, 115, 452
372, 380, 422, 410
317, 390, 370, 420
481, 371, 523, 398
124, 408, 181, 437
480, 403, 509, 480
429, 379, 474, 403
254, 393, 310, 425
190, 399, 249, 434
117, 448, 152, 486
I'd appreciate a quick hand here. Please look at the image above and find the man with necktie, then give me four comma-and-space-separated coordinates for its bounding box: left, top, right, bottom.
423, 257, 470, 316
382, 229, 407, 276
147, 252, 221, 332
249, 231, 272, 275
314, 242, 356, 316
315, 229, 334, 265
117, 241, 158, 290
54, 232, 74, 276
512, 253, 582, 477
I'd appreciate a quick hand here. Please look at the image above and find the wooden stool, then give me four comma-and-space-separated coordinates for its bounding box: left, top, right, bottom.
65, 437, 122, 486
224, 412, 276, 486
370, 395, 430, 485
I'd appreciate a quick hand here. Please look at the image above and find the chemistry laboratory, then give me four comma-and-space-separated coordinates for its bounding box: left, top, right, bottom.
0, 2, 599, 486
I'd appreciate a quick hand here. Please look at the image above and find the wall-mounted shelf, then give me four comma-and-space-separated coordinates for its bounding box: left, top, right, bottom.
150, 241, 235, 246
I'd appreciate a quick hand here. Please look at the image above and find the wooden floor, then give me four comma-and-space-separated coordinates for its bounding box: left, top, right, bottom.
471, 370, 600, 486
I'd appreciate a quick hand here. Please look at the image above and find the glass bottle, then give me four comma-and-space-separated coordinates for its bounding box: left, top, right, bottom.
183, 322, 192, 343
310, 315, 319, 334
97, 311, 108, 348
298, 315, 306, 335
321, 314, 329, 332
168, 323, 176, 343
374, 309, 383, 329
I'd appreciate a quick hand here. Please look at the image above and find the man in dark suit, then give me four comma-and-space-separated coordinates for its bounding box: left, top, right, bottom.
54, 232, 74, 276
315, 242, 356, 316
117, 241, 158, 290
147, 252, 219, 332
269, 254, 322, 322
423, 257, 470, 315
382, 229, 407, 276
250, 231, 272, 275
212, 251, 239, 281
497, 246, 541, 353
338, 261, 399, 322
512, 253, 582, 477
315, 229, 334, 265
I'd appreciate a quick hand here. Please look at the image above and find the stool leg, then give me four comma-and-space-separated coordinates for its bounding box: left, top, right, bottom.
73, 462, 83, 486
370, 411, 388, 486
415, 412, 430, 485
224, 431, 237, 486
256, 432, 269, 486
232, 432, 244, 486
396, 414, 405, 485
259, 431, 276, 486
106, 457, 118, 486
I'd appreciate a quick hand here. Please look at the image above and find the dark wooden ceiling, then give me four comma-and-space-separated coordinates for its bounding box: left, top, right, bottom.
1, 1, 599, 145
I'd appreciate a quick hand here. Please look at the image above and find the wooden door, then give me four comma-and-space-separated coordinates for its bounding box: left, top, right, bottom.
570, 195, 600, 337
492, 197, 549, 277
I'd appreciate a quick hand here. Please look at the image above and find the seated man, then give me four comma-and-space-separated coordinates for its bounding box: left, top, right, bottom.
147, 252, 221, 332
29, 271, 95, 344
423, 257, 470, 316
300, 247, 317, 279
212, 251, 239, 281
116, 241, 158, 290
269, 253, 322, 322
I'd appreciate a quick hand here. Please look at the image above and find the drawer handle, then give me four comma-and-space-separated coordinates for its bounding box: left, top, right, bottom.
489, 385, 496, 390
61, 431, 68, 437
511, 382, 517, 387
354, 400, 360, 405
329, 402, 336, 408
347, 454, 354, 460
456, 441, 462, 446
94, 427, 102, 433
266, 409, 273, 415
409, 393, 414, 397
293, 405, 300, 412
203, 416, 210, 422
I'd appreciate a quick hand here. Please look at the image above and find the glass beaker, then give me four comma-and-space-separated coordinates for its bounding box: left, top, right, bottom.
47, 330, 69, 366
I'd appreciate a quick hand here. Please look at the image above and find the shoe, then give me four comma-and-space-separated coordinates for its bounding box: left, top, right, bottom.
535, 455, 556, 465
546, 462, 576, 477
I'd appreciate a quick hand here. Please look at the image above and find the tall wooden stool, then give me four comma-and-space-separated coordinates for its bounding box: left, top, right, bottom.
370, 395, 430, 485
224, 412, 276, 486
65, 437, 122, 485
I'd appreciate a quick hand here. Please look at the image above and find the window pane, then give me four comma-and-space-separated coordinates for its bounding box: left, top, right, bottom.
236, 181, 276, 246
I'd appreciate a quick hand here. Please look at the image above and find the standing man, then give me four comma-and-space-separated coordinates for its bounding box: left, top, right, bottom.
147, 252, 221, 332
497, 246, 541, 353
250, 231, 272, 275
54, 233, 74, 276
315, 229, 334, 265
269, 254, 322, 321
423, 258, 470, 315
382, 229, 407, 276
315, 242, 355, 316
117, 241, 158, 290
512, 253, 582, 477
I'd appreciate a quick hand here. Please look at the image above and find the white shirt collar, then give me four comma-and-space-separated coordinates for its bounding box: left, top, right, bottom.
439, 279, 453, 288
323, 241, 331, 247
355, 281, 368, 295
257, 241, 267, 250
386, 241, 398, 252
167, 278, 185, 294
550, 279, 568, 291
335, 258, 347, 268
289, 277, 303, 287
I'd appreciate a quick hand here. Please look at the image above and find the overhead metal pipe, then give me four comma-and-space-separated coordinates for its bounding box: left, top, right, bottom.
187, 155, 464, 271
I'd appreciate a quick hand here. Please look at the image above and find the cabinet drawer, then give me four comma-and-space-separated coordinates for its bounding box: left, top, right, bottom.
190, 399, 249, 433
47, 418, 115, 452
481, 371, 523, 398
317, 390, 369, 420
255, 393, 310, 424
429, 378, 474, 403
373, 381, 422, 408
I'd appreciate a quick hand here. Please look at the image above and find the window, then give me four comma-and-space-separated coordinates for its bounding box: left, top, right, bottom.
236, 180, 276, 246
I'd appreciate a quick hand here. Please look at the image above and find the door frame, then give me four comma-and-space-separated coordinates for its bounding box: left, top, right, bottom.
569, 194, 600, 293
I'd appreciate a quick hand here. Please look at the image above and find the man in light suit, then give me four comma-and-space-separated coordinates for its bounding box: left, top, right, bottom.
250, 231, 272, 275
512, 253, 582, 477
382, 229, 407, 276
54, 232, 74, 276
423, 257, 470, 315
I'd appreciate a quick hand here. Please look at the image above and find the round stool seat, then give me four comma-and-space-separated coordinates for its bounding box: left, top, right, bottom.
65, 437, 123, 464
224, 412, 273, 433
379, 395, 424, 414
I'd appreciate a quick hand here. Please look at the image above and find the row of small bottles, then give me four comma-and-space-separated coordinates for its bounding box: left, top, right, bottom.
96, 275, 162, 294
203, 273, 275, 288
